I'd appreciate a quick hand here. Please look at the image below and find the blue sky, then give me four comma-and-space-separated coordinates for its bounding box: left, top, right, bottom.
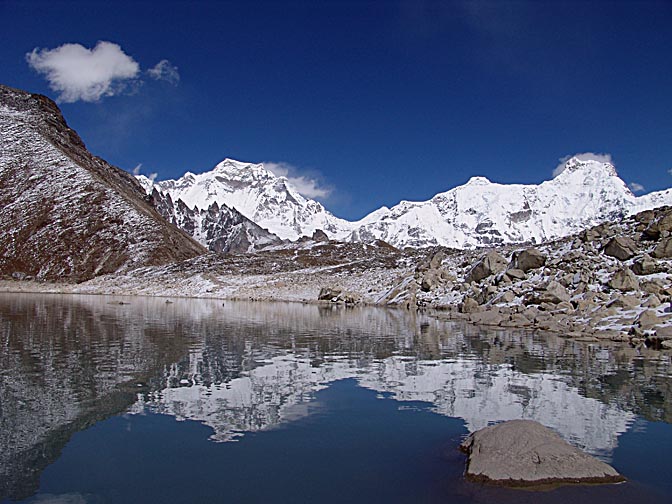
2, 0, 671, 220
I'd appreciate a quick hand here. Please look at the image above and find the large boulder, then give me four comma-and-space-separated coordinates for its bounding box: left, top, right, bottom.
631, 254, 659, 275
460, 297, 481, 313
603, 236, 638, 261
609, 268, 640, 292
460, 420, 624, 487
416, 250, 447, 272
318, 287, 342, 301
469, 310, 503, 326
652, 237, 672, 259
467, 251, 507, 283
643, 209, 672, 240
527, 281, 570, 305
580, 223, 611, 242
510, 248, 546, 272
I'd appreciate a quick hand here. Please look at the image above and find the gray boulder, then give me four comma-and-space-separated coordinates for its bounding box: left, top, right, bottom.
416, 250, 447, 272
652, 237, 672, 258
318, 287, 342, 301
460, 297, 481, 313
420, 270, 442, 292
510, 248, 546, 272
528, 281, 570, 305
644, 209, 672, 240
505, 268, 526, 280
469, 310, 503, 326
603, 236, 638, 261
631, 254, 658, 275
460, 420, 624, 487
468, 251, 507, 283
580, 223, 611, 242
609, 268, 640, 292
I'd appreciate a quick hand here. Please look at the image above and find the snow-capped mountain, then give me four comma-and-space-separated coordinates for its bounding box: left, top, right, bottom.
141, 155, 672, 250
346, 157, 672, 248
0, 84, 205, 281
139, 159, 353, 241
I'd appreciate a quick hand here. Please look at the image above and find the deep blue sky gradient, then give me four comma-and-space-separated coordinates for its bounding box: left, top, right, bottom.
2, 0, 671, 219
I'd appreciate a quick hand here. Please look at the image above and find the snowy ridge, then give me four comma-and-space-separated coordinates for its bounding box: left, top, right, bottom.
140, 156, 672, 250
347, 157, 672, 248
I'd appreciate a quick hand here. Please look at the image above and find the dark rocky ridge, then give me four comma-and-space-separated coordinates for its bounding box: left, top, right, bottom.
0, 84, 206, 281
151, 187, 281, 253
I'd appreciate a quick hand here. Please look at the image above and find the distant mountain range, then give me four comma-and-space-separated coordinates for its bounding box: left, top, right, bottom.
3, 81, 672, 279
140, 155, 672, 250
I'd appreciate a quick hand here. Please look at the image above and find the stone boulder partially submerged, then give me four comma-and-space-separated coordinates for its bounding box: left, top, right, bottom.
460, 420, 624, 487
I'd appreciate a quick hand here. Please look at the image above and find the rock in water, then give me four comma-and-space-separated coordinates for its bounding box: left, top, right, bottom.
460, 420, 624, 487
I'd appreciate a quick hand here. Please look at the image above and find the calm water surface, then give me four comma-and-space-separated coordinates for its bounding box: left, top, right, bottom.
1, 293, 671, 503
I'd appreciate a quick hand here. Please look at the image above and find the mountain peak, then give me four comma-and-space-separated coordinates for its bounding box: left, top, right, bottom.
465, 176, 492, 186
142, 157, 353, 241
558, 156, 619, 178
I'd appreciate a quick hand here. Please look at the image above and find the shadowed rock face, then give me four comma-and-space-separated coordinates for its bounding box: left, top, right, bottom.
0, 84, 205, 281
150, 188, 281, 254
460, 420, 625, 487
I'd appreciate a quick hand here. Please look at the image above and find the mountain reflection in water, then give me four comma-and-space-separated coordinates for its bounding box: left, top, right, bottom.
1, 293, 670, 502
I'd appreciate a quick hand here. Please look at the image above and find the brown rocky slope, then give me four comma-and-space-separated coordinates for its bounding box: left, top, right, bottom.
0, 84, 205, 281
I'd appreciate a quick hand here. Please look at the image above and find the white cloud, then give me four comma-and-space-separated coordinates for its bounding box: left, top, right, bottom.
629, 182, 645, 193
668, 168, 672, 176
26, 41, 140, 103
131, 163, 157, 182
553, 152, 613, 177
264, 162, 332, 200
148, 59, 180, 85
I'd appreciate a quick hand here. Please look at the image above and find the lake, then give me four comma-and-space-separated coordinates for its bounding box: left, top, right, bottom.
1, 293, 670, 503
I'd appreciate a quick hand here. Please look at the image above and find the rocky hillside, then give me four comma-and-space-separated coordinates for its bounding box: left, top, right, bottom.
0, 84, 206, 281
9, 206, 667, 352
406, 206, 672, 350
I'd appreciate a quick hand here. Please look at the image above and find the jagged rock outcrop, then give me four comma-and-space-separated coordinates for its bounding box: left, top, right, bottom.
150, 189, 280, 253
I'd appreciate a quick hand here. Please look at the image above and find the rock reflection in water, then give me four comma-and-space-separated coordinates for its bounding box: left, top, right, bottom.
1, 293, 671, 502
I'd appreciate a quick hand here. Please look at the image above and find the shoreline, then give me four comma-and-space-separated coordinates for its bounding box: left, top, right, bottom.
3, 275, 671, 352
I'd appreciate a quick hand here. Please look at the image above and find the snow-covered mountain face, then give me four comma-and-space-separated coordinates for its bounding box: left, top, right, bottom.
142, 156, 672, 251
347, 157, 672, 248
141, 159, 353, 241
0, 84, 205, 281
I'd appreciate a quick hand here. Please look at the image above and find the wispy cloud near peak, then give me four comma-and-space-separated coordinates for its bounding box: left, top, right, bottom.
553, 152, 613, 177
264, 162, 333, 200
